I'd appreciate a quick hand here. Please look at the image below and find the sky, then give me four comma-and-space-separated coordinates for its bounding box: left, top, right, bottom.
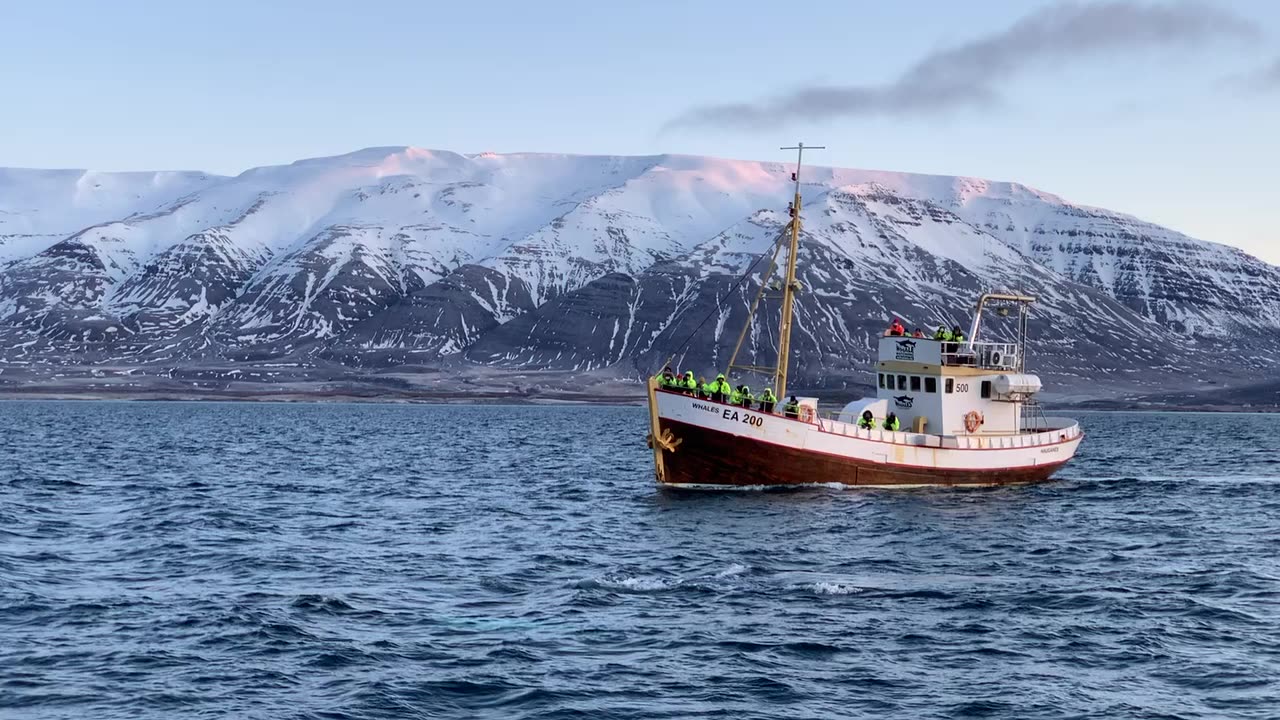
1, 0, 1277, 263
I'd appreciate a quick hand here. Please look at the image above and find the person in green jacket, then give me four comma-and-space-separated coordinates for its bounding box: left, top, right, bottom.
933, 326, 952, 341
711, 374, 730, 403
783, 396, 800, 419
882, 412, 901, 431
680, 370, 697, 395
697, 377, 710, 399
758, 387, 777, 413
858, 410, 876, 429
738, 385, 754, 408
728, 385, 743, 406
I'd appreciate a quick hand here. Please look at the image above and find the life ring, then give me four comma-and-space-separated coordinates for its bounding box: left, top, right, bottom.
963, 410, 983, 433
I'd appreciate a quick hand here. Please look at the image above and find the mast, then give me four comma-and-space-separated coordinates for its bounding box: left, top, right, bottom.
775, 142, 823, 400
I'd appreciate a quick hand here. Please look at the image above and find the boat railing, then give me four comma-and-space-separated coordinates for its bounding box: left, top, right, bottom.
941, 341, 1018, 370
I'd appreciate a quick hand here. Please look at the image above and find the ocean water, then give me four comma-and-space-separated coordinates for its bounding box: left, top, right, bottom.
1, 401, 1277, 720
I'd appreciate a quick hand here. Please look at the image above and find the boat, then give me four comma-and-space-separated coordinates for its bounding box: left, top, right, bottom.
643, 144, 1083, 488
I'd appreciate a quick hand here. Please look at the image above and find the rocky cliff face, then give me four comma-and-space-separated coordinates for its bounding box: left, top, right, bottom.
1, 148, 1276, 399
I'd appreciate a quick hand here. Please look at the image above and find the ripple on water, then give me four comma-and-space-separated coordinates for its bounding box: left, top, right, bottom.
1, 404, 1278, 719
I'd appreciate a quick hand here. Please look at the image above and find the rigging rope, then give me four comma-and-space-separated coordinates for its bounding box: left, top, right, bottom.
654, 228, 789, 375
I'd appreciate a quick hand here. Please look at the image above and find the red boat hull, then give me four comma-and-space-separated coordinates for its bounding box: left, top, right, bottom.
657, 418, 1067, 488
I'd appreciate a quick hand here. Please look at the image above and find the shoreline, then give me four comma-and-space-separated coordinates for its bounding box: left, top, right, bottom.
0, 388, 1274, 413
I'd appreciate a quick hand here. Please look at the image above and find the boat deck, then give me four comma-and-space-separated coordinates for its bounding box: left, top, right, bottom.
654, 388, 1080, 451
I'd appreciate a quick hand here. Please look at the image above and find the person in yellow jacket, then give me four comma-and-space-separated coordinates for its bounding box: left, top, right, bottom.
858, 410, 876, 429
710, 373, 730, 403
882, 412, 901, 431
680, 371, 697, 395
758, 387, 777, 413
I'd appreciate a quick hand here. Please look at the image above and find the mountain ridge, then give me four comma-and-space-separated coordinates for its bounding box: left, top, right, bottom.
1, 147, 1277, 402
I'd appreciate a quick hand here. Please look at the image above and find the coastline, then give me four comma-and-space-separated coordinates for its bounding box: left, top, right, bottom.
0, 387, 1275, 412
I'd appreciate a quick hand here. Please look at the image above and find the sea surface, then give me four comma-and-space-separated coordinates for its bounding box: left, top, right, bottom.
1, 402, 1277, 719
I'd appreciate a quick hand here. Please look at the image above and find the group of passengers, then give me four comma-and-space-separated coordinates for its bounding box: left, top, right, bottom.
886, 318, 972, 360
885, 318, 966, 343
858, 410, 901, 431
656, 367, 801, 418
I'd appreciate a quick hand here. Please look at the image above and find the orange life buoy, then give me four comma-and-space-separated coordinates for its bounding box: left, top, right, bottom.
963, 410, 983, 433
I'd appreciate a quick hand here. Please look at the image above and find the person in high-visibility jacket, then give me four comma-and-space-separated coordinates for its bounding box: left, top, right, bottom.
656, 366, 673, 388
711, 374, 730, 403
858, 410, 876, 429
680, 371, 697, 395
697, 377, 710, 399
758, 387, 777, 413
728, 385, 743, 406
882, 412, 901, 431
783, 396, 800, 419
933, 326, 951, 341
738, 385, 754, 408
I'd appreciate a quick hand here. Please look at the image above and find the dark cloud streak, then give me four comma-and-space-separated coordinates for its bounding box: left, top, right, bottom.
1252, 56, 1280, 90
664, 1, 1260, 132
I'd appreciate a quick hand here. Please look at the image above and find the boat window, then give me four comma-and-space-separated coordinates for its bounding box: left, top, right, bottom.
981, 380, 992, 399
945, 378, 954, 394
926, 377, 937, 393
897, 375, 907, 390
910, 376, 921, 392
878, 373, 885, 389
885, 375, 895, 390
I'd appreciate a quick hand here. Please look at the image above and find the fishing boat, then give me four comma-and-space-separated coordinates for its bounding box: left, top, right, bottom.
643, 144, 1083, 488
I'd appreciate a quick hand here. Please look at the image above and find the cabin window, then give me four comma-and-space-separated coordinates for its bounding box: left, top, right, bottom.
926, 377, 937, 393
981, 380, 992, 399
878, 373, 885, 389
897, 375, 907, 390
910, 376, 921, 392
945, 378, 954, 394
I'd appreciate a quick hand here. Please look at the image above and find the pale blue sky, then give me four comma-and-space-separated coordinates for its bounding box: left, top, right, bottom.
2, 0, 1277, 262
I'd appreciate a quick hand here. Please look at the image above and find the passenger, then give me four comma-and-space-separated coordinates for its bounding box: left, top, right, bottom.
882, 412, 901, 431
912, 328, 925, 338
681, 371, 697, 395
711, 373, 730, 403
758, 387, 777, 413
739, 385, 754, 408
783, 396, 800, 419
858, 410, 876, 430
951, 326, 968, 364
933, 325, 951, 341
888, 318, 906, 336
659, 365, 676, 389
697, 377, 710, 399
728, 384, 743, 406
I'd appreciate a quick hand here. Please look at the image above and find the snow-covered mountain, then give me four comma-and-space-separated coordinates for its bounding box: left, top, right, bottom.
1, 147, 1276, 399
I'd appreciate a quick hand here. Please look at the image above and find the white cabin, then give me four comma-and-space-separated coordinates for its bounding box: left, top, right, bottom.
861, 335, 1042, 436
